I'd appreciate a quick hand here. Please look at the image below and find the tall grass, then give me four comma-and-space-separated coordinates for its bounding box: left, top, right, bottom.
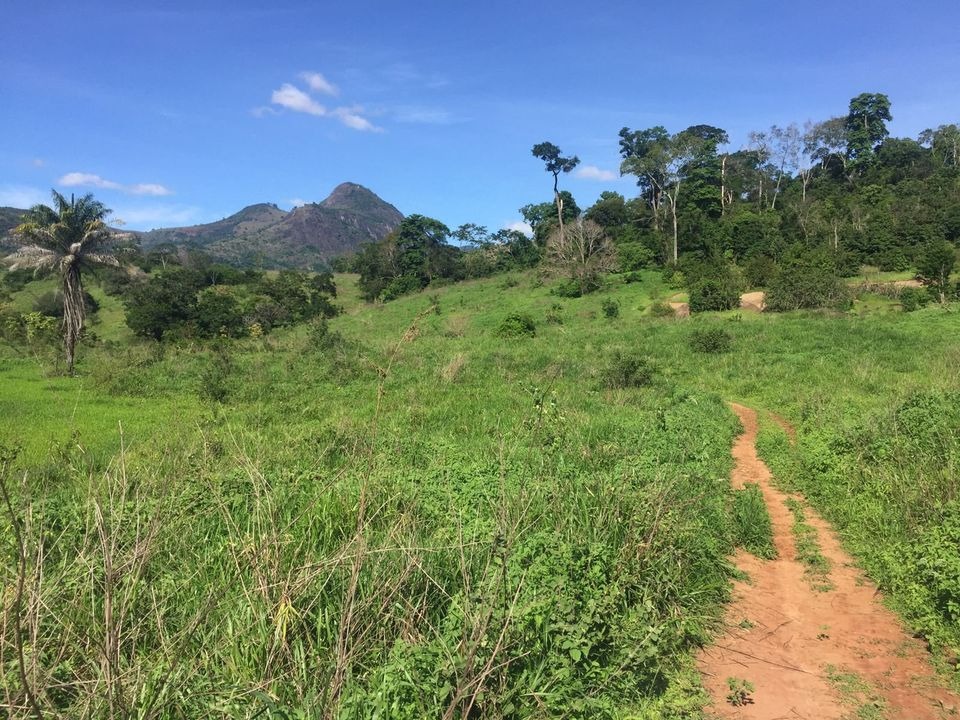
3, 267, 959, 714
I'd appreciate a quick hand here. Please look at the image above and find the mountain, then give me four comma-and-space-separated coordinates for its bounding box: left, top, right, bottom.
139, 183, 403, 268
0, 206, 27, 251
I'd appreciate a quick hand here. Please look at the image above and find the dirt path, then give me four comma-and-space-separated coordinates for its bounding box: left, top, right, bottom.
697, 403, 959, 719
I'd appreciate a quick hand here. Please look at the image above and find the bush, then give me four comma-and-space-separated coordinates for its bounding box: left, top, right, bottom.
198, 342, 234, 403
496, 312, 536, 338
545, 303, 564, 325
688, 278, 740, 313
743, 255, 777, 288
550, 279, 584, 298
616, 242, 655, 272
195, 287, 246, 338
899, 286, 931, 312
601, 298, 620, 319
600, 351, 654, 389
622, 271, 644, 284
649, 301, 675, 318
765, 247, 851, 311
689, 327, 733, 354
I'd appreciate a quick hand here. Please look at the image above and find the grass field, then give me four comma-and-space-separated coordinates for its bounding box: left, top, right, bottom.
1, 268, 958, 717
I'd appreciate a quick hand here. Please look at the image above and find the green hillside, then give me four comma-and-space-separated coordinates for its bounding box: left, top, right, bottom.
1, 265, 958, 717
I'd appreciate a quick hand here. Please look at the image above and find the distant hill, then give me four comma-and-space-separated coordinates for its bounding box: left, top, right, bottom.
138, 183, 403, 268
0, 206, 27, 251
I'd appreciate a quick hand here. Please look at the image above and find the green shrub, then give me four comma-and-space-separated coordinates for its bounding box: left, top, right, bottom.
198, 342, 234, 403
622, 271, 644, 284
689, 278, 740, 313
551, 279, 583, 298
743, 255, 777, 288
545, 303, 564, 325
496, 312, 536, 338
649, 301, 675, 318
765, 247, 851, 311
600, 351, 654, 389
616, 242, 655, 272
601, 298, 621, 319
899, 286, 931, 312
689, 327, 733, 354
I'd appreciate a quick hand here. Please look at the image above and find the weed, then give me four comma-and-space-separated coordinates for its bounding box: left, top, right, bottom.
825, 665, 886, 719
725, 677, 755, 706
600, 351, 654, 389
785, 498, 834, 590
732, 483, 777, 559
546, 302, 564, 325
689, 327, 733, 354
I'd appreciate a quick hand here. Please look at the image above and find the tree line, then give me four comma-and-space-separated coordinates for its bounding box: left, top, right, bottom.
341, 91, 958, 308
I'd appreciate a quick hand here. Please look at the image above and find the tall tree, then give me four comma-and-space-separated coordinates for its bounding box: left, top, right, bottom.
621, 125, 727, 262
845, 92, 892, 169
532, 142, 580, 242
356, 214, 458, 301
919, 124, 960, 168
6, 191, 123, 373
767, 124, 802, 210
619, 126, 670, 230
805, 117, 851, 179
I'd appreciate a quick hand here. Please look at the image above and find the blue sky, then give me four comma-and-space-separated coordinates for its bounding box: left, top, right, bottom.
2, 0, 959, 234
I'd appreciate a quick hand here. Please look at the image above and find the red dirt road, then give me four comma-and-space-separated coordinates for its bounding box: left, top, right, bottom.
697, 403, 959, 719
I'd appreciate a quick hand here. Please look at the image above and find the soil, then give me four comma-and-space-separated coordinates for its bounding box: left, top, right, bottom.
740, 291, 766, 312
697, 403, 959, 719
669, 301, 690, 317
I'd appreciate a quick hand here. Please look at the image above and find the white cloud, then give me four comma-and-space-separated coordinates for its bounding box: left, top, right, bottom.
332, 106, 381, 132
251, 106, 278, 118
289, 198, 308, 208
60, 172, 122, 190
271, 83, 326, 116
128, 183, 173, 196
265, 75, 381, 132
504, 221, 533, 237
31, 158, 45, 168
575, 165, 617, 182
0, 185, 48, 208
58, 172, 172, 196
300, 71, 339, 96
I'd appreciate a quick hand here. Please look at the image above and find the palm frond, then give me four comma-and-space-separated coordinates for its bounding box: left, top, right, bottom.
12, 221, 62, 251
81, 252, 121, 268
4, 245, 62, 273
24, 202, 58, 226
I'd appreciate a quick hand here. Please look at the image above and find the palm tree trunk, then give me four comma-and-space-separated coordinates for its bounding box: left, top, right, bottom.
62, 265, 83, 375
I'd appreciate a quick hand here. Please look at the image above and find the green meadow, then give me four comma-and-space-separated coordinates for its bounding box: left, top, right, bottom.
0, 272, 960, 718
2, 268, 958, 718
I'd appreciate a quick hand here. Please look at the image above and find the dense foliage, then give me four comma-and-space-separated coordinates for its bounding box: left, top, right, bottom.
124, 267, 338, 340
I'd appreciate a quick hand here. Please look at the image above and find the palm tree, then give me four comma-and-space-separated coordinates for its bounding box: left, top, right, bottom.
6, 190, 122, 373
